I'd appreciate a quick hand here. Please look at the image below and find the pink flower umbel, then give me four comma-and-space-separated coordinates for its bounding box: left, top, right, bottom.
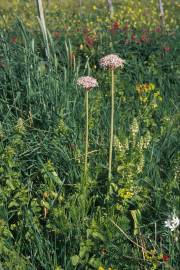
77, 76, 98, 91
99, 54, 125, 70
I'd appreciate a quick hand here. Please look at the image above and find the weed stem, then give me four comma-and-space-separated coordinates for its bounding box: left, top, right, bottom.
108, 69, 114, 181
85, 90, 89, 178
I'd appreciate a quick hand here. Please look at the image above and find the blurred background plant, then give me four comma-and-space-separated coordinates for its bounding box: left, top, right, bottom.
0, 0, 179, 31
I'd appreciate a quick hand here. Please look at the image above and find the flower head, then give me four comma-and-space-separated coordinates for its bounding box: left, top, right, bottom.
84, 35, 95, 48
53, 31, 61, 39
163, 46, 171, 53
11, 36, 17, 44
99, 54, 125, 70
165, 214, 180, 231
110, 21, 120, 34
77, 76, 98, 91
163, 255, 170, 262
98, 267, 105, 270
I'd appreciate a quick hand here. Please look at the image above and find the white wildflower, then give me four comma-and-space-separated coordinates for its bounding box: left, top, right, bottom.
143, 131, 151, 149
165, 214, 180, 231
137, 155, 144, 173
130, 118, 139, 138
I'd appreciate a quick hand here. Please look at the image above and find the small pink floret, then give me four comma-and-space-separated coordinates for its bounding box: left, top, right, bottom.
100, 54, 125, 70
77, 76, 98, 91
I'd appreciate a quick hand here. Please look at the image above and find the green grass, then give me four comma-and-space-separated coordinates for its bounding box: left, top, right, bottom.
0, 9, 179, 270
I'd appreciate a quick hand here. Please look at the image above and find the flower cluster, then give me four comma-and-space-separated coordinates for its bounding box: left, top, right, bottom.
165, 214, 180, 231
114, 136, 129, 152
136, 83, 162, 106
130, 117, 139, 138
15, 118, 26, 134
99, 54, 125, 70
77, 76, 98, 91
144, 250, 170, 268
136, 83, 155, 94
118, 188, 134, 200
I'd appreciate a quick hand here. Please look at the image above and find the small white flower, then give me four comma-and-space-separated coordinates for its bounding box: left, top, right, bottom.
130, 117, 139, 138
165, 214, 180, 231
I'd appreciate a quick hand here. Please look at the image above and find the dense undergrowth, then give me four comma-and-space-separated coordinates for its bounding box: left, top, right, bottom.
0, 1, 180, 270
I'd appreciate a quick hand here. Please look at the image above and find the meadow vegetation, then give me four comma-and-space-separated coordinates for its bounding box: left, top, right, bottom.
0, 1, 179, 269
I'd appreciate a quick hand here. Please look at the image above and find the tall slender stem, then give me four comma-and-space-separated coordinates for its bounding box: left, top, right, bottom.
158, 0, 165, 32
85, 90, 89, 177
107, 0, 114, 18
108, 69, 114, 181
36, 0, 50, 59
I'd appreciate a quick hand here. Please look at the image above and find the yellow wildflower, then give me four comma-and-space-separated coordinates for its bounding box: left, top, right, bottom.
149, 83, 155, 90
118, 188, 134, 199
136, 83, 155, 94
98, 267, 105, 270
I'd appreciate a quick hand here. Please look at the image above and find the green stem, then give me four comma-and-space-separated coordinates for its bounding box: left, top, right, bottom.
85, 90, 89, 178
108, 69, 115, 181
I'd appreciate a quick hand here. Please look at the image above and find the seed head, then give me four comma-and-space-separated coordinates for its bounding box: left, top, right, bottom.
99, 54, 125, 70
77, 76, 98, 91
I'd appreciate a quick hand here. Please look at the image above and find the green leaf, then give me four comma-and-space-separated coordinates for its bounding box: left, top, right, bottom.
71, 255, 80, 266
8, 201, 19, 208
88, 257, 102, 268
79, 244, 89, 259
91, 231, 105, 241
131, 209, 141, 236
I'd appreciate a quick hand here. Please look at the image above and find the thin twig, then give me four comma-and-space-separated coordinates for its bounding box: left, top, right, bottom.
110, 219, 151, 254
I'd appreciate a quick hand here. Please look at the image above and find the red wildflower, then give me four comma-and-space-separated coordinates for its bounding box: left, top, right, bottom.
123, 22, 129, 31
84, 35, 95, 48
163, 46, 171, 52
53, 31, 61, 39
163, 255, 170, 262
111, 21, 120, 31
140, 34, 149, 43
11, 36, 17, 44
155, 27, 161, 33
136, 40, 141, 45
110, 21, 120, 34
131, 34, 136, 41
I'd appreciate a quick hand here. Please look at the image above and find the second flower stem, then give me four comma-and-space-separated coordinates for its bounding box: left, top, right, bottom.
85, 90, 89, 178
108, 69, 115, 181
